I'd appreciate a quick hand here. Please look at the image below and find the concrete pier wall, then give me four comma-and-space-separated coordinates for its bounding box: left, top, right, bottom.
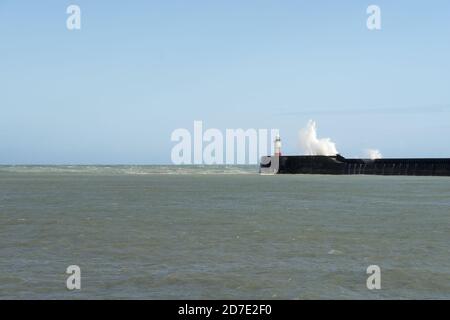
259, 155, 450, 176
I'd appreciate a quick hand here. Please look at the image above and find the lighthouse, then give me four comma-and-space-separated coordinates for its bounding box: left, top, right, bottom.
274, 134, 282, 156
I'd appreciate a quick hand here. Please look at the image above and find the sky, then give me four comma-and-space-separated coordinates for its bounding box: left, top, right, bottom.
1, 0, 449, 164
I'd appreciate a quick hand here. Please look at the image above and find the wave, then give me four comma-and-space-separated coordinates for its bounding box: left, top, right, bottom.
0, 165, 258, 175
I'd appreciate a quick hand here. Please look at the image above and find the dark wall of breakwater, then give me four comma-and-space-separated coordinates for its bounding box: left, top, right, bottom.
259, 155, 450, 176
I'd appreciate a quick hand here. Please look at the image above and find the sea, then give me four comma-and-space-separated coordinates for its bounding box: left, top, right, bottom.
0, 165, 449, 299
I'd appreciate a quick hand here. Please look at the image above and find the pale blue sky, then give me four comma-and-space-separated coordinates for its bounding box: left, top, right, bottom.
1, 1, 449, 164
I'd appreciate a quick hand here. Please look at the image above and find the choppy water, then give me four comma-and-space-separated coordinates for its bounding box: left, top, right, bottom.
0, 165, 449, 299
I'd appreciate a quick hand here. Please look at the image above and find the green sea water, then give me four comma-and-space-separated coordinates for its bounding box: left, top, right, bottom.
0, 165, 449, 299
